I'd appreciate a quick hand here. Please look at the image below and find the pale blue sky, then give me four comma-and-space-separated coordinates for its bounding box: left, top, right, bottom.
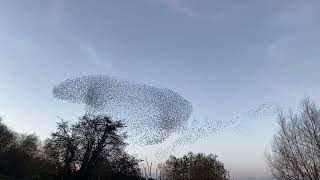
1, 0, 320, 179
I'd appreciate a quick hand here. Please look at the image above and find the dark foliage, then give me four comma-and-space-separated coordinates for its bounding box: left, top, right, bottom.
0, 118, 15, 151
0, 116, 141, 180
159, 152, 230, 180
0, 129, 57, 179
0, 115, 232, 180
44, 115, 141, 179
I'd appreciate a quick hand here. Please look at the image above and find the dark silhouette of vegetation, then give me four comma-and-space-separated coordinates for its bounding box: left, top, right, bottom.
0, 115, 231, 180
0, 118, 15, 151
43, 115, 141, 179
267, 98, 320, 179
0, 116, 141, 180
159, 152, 230, 180
0, 118, 57, 179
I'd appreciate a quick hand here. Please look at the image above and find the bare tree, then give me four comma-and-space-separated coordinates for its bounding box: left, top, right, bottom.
44, 120, 78, 176
74, 115, 126, 178
266, 98, 320, 180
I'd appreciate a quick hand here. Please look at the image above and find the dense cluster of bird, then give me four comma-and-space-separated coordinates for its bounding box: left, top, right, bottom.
53, 75, 192, 145
53, 75, 279, 149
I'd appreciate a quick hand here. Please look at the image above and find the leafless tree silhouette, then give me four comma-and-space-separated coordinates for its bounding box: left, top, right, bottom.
266, 98, 320, 179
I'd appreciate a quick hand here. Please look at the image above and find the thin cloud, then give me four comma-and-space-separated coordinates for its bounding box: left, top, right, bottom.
265, 39, 289, 63
265, 0, 320, 77
149, 0, 246, 22
149, 0, 198, 17
86, 47, 99, 63
80, 44, 112, 70
272, 1, 319, 26
264, 37, 320, 84
165, 0, 196, 17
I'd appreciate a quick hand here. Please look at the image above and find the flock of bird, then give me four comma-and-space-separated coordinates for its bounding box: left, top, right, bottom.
53, 75, 192, 145
53, 75, 279, 153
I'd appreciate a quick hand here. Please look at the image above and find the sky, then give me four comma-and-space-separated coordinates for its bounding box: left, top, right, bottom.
1, 0, 320, 179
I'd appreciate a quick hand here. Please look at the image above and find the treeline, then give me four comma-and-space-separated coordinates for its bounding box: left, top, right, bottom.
0, 115, 141, 180
0, 115, 230, 180
2, 97, 319, 180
